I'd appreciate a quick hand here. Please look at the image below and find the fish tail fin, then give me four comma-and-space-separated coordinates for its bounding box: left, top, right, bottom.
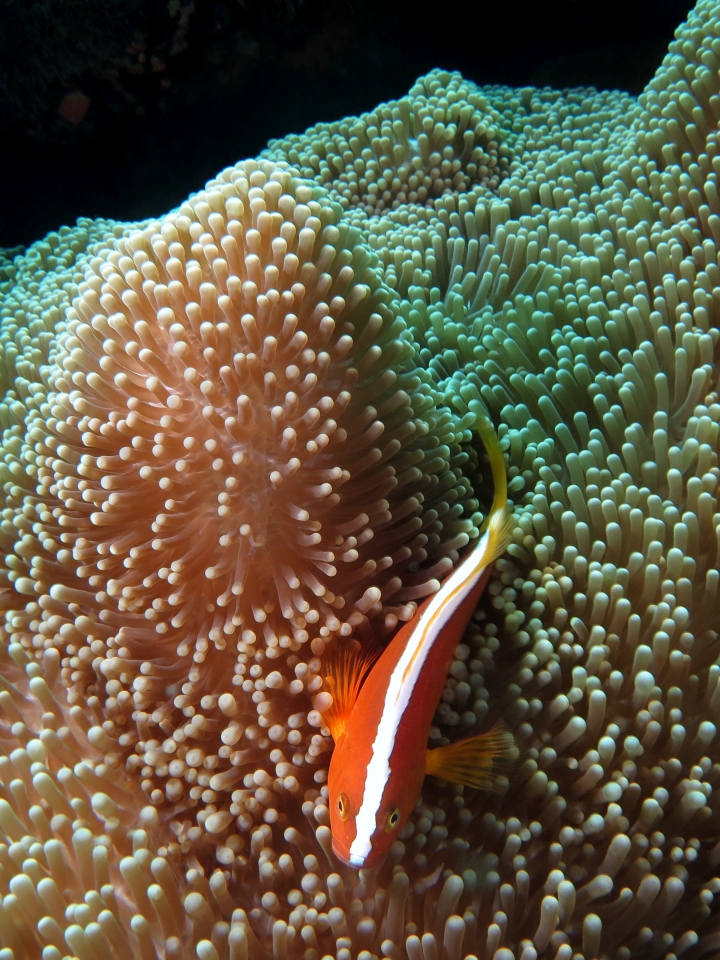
425, 722, 518, 790
321, 640, 379, 743
477, 418, 514, 564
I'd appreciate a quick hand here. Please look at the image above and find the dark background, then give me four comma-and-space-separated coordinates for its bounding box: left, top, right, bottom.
0, 0, 696, 251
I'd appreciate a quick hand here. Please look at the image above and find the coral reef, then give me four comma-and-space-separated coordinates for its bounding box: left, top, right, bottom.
2, 1, 720, 959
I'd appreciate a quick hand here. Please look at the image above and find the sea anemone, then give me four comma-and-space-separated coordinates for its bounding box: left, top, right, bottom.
1, 157, 481, 848
2, 1, 720, 958
265, 71, 509, 218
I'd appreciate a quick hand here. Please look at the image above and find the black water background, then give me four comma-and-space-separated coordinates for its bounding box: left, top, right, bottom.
0, 0, 696, 250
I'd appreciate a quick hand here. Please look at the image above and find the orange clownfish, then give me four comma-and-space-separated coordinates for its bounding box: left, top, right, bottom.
322, 420, 516, 869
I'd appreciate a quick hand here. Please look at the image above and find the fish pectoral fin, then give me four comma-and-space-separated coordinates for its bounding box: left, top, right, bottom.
425, 723, 517, 790
321, 640, 380, 743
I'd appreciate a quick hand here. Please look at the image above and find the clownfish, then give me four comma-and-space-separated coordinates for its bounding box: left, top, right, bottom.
322, 420, 516, 869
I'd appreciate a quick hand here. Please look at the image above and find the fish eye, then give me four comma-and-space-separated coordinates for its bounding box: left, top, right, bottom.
337, 792, 350, 822
385, 807, 400, 833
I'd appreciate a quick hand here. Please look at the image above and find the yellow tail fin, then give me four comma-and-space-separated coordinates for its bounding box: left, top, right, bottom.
477, 419, 514, 565
425, 723, 517, 790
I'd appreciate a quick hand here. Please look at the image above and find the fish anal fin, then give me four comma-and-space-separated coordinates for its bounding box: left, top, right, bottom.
425, 723, 517, 790
321, 640, 378, 743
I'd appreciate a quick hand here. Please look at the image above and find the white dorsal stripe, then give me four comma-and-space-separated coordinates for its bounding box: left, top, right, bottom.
349, 529, 493, 863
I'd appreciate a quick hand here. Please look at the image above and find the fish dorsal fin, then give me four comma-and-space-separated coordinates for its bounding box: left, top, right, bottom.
477, 418, 514, 565
321, 640, 379, 743
425, 723, 517, 790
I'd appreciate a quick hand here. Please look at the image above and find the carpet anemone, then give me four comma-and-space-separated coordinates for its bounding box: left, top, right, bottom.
2, 2, 720, 959
0, 158, 481, 838
265, 71, 509, 217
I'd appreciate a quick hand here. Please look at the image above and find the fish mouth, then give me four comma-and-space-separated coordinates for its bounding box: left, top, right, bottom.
353, 848, 386, 869
332, 837, 386, 870
331, 838, 358, 867
331, 839, 373, 869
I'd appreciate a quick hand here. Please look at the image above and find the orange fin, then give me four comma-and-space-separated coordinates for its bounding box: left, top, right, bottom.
321, 641, 379, 743
425, 723, 517, 790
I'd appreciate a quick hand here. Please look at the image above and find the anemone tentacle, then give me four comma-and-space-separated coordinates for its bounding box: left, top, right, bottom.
2, 3, 720, 958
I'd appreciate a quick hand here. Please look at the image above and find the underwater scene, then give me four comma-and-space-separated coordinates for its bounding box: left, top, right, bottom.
1, 1, 720, 958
